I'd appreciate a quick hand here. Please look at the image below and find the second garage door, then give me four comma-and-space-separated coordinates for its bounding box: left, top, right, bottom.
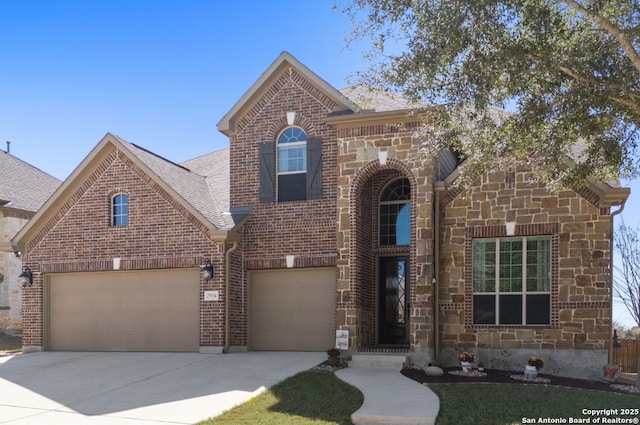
47, 269, 199, 352
249, 268, 335, 351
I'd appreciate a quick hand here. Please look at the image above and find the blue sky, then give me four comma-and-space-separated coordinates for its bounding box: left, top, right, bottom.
0, 0, 364, 176
1, 0, 638, 327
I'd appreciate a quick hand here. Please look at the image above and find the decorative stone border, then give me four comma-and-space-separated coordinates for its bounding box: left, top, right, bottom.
448, 370, 488, 378
509, 374, 551, 384
609, 384, 640, 395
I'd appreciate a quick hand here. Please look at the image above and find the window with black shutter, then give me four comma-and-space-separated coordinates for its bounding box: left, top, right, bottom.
258, 127, 322, 203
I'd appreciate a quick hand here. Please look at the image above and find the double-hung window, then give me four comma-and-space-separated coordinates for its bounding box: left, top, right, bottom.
277, 127, 307, 202
258, 127, 322, 203
473, 236, 551, 325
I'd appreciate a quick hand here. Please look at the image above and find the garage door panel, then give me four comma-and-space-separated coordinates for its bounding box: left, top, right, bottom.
48, 269, 199, 352
251, 330, 331, 352
249, 268, 335, 351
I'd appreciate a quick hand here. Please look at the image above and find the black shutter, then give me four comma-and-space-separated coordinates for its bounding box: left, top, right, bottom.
306, 137, 322, 200
259, 142, 275, 203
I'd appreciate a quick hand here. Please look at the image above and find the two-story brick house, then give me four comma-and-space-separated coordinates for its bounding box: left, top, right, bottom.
14, 52, 629, 379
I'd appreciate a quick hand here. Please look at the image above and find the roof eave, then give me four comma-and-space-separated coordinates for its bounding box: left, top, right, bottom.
13, 133, 230, 252
438, 163, 631, 208
324, 107, 432, 127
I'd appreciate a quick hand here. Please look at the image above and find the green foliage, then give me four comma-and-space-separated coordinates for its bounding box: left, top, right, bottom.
429, 383, 639, 425
339, 0, 640, 187
197, 370, 363, 425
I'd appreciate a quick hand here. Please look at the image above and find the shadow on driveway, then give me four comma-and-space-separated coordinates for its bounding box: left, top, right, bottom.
0, 351, 325, 424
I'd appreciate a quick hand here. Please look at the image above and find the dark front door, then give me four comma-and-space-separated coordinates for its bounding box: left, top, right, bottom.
378, 256, 409, 345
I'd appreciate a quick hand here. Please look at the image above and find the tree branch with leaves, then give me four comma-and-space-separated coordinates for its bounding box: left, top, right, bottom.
339, 0, 640, 186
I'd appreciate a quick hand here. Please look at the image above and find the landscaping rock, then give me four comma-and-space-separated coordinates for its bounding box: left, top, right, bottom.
424, 365, 444, 377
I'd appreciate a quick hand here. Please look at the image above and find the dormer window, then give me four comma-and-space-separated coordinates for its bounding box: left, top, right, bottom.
112, 194, 129, 226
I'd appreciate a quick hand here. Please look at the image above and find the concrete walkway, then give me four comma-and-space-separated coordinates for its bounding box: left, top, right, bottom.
336, 368, 440, 425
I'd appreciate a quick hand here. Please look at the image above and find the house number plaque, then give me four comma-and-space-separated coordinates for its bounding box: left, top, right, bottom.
203, 290, 219, 301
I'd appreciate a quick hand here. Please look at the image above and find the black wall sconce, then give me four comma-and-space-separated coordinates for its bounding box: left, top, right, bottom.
200, 259, 214, 281
18, 266, 33, 287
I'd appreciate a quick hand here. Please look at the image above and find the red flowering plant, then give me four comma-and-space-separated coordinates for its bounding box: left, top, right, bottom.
527, 356, 544, 370
458, 351, 475, 363
327, 347, 341, 358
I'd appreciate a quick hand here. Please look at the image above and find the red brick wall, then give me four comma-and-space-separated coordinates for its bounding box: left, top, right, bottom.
230, 67, 339, 270
21, 147, 225, 349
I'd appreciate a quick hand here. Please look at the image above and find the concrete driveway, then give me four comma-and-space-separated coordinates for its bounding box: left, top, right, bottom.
0, 351, 325, 424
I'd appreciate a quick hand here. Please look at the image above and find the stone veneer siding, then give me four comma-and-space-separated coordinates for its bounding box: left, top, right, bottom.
335, 125, 436, 361
438, 168, 613, 379
20, 147, 226, 352
0, 210, 32, 331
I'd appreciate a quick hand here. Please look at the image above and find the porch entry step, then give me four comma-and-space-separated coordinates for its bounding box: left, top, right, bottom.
349, 353, 408, 370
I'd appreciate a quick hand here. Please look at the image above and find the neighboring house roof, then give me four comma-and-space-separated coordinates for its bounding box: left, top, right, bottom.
13, 133, 237, 252
0, 150, 61, 212
217, 51, 359, 136
339, 85, 417, 112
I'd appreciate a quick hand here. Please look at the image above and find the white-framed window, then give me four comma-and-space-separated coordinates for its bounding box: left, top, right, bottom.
112, 193, 129, 226
379, 178, 411, 246
472, 236, 551, 325
277, 126, 307, 202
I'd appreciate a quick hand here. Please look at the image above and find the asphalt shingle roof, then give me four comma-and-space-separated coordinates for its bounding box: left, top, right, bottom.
180, 148, 232, 227
111, 135, 233, 231
340, 86, 417, 112
0, 150, 61, 212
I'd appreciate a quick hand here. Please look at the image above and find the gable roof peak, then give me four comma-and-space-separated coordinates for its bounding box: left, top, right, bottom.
217, 51, 358, 136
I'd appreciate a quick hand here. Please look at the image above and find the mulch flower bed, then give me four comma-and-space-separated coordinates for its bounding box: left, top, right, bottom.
401, 367, 640, 397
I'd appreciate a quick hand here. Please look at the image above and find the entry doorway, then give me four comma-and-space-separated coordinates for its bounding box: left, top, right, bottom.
378, 256, 409, 345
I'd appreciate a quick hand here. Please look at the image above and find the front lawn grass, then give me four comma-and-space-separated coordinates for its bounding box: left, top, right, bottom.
197, 370, 639, 425
196, 369, 363, 425
429, 383, 639, 425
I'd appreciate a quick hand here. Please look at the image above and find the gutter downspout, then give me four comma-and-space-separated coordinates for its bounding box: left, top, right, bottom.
433, 182, 444, 364
224, 241, 239, 353
608, 202, 625, 363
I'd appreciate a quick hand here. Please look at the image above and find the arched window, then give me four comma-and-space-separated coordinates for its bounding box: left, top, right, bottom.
277, 127, 307, 202
379, 178, 410, 246
112, 193, 129, 226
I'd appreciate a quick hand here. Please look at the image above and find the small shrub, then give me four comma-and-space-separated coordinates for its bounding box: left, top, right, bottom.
0, 313, 9, 333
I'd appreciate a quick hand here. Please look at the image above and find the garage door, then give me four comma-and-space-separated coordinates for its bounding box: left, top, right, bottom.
47, 269, 199, 352
249, 268, 335, 351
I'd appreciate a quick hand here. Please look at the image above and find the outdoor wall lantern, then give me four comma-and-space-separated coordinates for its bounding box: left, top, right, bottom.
18, 266, 33, 287
200, 259, 214, 281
